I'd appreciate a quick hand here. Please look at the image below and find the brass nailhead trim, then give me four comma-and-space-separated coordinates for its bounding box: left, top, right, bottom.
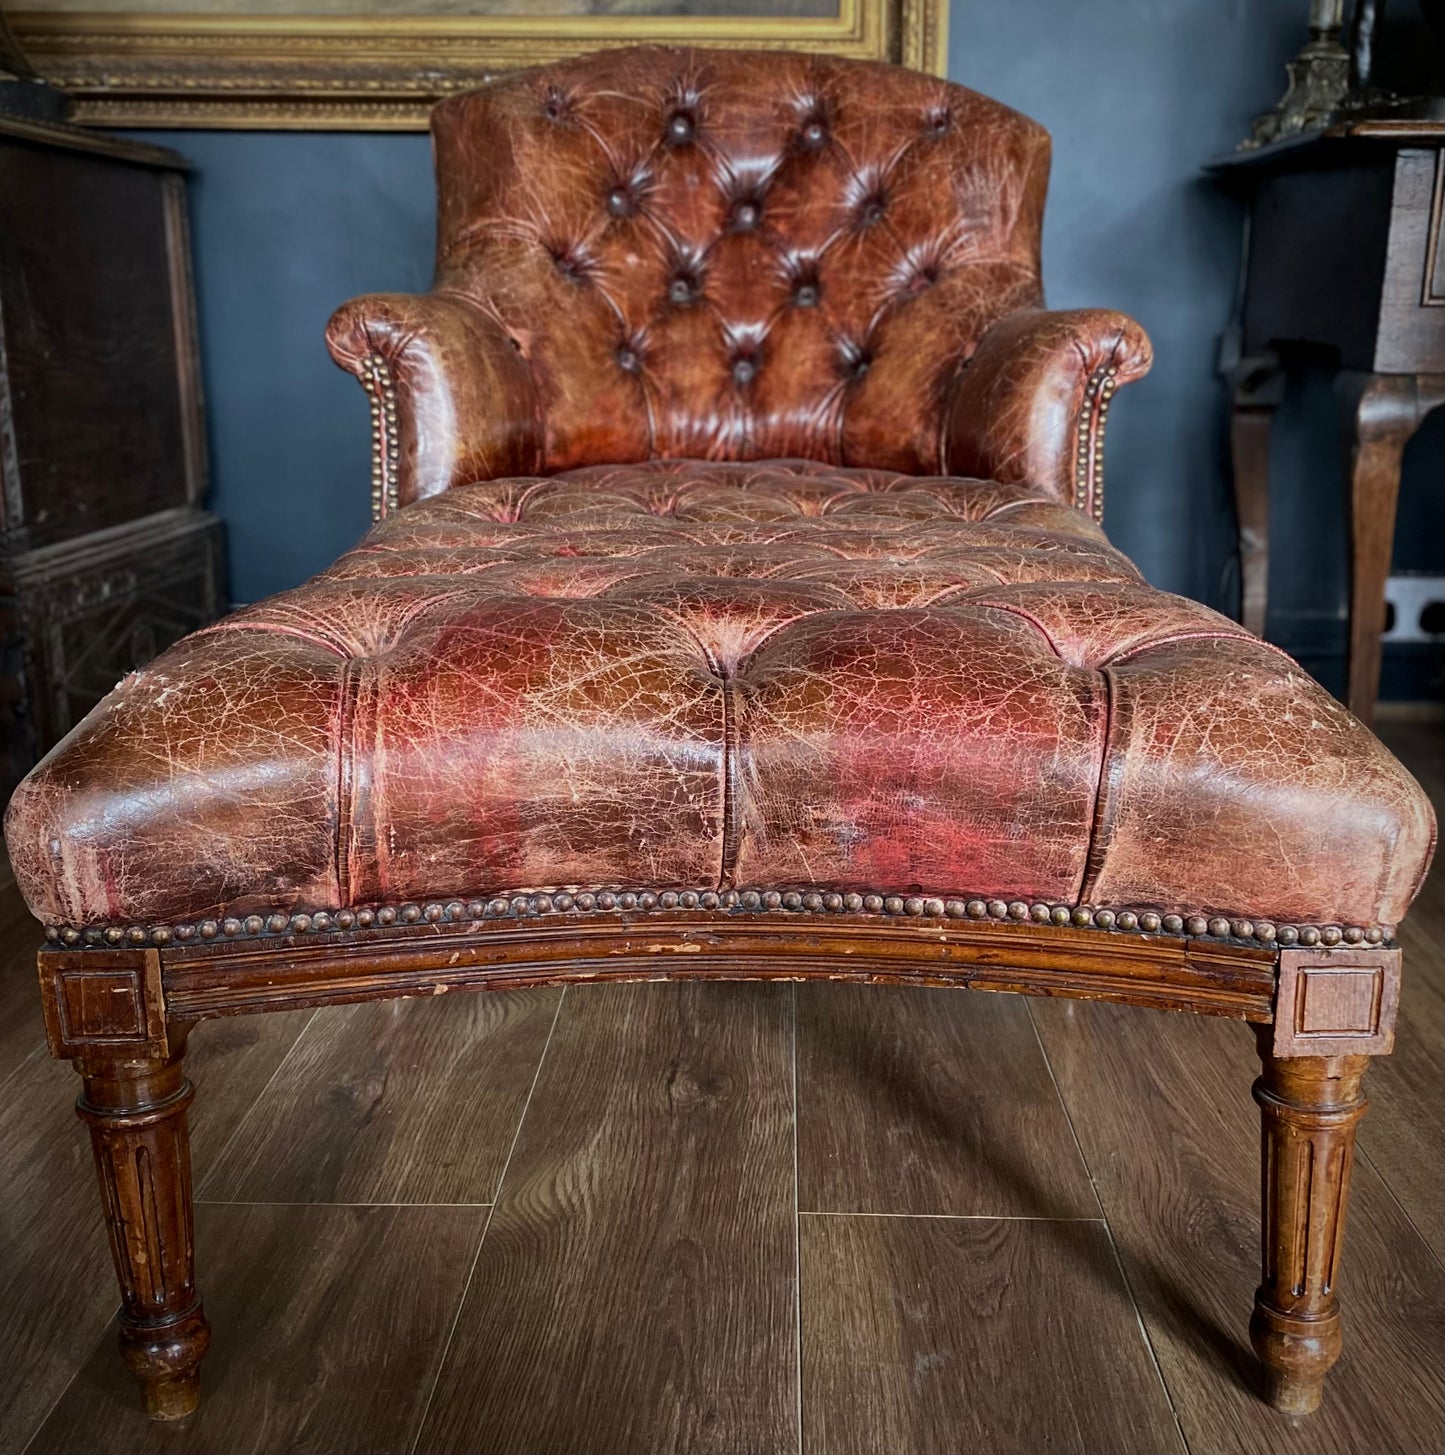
46, 890, 1384, 951
361, 353, 399, 521
1074, 362, 1117, 523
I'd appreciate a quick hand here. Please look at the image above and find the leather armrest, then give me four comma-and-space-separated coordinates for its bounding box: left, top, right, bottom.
327, 291, 544, 516
939, 308, 1152, 520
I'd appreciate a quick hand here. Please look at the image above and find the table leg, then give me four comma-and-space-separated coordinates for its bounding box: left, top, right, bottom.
1336, 373, 1421, 726
1230, 357, 1286, 638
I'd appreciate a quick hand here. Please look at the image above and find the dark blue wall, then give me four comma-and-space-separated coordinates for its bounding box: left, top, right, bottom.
135, 0, 1444, 696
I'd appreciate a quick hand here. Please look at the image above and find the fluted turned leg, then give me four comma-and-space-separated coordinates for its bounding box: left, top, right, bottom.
76, 1028, 211, 1420
1250, 1033, 1369, 1415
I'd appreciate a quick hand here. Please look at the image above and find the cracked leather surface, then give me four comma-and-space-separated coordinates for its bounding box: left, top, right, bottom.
5, 460, 1435, 934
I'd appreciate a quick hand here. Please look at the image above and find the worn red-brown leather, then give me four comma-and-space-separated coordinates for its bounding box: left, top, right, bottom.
3, 49, 1436, 947
5, 460, 1434, 937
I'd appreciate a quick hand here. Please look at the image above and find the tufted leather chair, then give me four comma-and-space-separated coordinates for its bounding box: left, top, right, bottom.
325, 46, 1149, 519
3, 45, 1435, 1431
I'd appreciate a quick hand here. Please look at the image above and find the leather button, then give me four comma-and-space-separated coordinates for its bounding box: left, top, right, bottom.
665, 109, 696, 145
794, 282, 820, 308
801, 119, 828, 148
857, 194, 886, 227
606, 186, 636, 217
668, 275, 698, 305
617, 346, 641, 373
925, 106, 952, 134
730, 199, 761, 231
732, 357, 757, 386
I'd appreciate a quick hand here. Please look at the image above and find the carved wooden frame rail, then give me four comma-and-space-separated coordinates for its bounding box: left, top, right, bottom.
34, 900, 1403, 1422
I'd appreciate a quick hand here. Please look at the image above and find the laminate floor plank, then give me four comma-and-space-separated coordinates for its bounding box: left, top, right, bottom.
1031, 997, 1445, 1455
416, 981, 797, 1455
201, 989, 561, 1206
0, 1007, 312, 1451
1363, 723, 1445, 1259
799, 1212, 1184, 1455
27, 1202, 486, 1455
1358, 864, 1443, 1260
0, 886, 45, 1094
796, 983, 1096, 1216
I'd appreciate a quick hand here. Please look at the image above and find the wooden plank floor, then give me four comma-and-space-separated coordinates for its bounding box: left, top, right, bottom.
0, 723, 1439, 1454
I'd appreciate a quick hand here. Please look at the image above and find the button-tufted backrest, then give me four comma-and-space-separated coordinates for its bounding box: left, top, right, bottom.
431, 46, 1049, 475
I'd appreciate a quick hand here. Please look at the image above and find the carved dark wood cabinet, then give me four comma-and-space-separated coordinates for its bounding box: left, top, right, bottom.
0, 115, 223, 794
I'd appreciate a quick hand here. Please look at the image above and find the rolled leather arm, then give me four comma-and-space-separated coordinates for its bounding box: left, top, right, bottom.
939, 307, 1153, 520
327, 290, 544, 516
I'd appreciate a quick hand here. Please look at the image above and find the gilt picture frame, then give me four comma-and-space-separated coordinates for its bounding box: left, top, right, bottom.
10, 0, 947, 129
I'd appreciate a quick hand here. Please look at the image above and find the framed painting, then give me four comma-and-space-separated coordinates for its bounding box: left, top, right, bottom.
9, 0, 947, 129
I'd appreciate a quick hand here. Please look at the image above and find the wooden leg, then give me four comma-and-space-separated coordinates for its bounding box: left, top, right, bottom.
1336, 372, 1421, 726
1230, 356, 1285, 639
1250, 1034, 1369, 1415
76, 1027, 211, 1420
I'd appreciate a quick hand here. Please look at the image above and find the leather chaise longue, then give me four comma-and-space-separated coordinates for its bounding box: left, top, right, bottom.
4, 45, 1435, 1424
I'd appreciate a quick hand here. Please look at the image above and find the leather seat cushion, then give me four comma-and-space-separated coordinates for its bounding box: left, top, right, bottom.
6, 459, 1435, 940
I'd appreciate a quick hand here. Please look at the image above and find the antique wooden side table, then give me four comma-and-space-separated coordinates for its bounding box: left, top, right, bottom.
1211, 122, 1445, 725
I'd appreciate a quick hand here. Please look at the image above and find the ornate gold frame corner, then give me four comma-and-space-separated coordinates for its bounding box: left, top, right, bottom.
11, 0, 948, 130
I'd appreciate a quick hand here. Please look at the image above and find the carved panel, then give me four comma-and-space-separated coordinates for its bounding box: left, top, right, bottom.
39, 948, 169, 1060
6, 507, 223, 787
1273, 945, 1402, 1057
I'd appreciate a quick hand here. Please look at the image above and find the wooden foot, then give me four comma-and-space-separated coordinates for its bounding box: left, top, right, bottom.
76, 1028, 211, 1420
1250, 1033, 1368, 1415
